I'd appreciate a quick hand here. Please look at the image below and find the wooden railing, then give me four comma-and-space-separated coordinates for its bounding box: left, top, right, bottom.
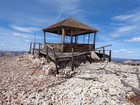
29, 42, 44, 54
95, 44, 112, 62
45, 43, 59, 74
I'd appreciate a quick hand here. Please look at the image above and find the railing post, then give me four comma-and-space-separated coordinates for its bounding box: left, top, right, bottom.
29, 42, 32, 54
33, 43, 35, 54
46, 44, 49, 63
90, 45, 92, 58
103, 47, 105, 61
53, 48, 58, 74
39, 43, 41, 56
71, 46, 74, 71
109, 50, 111, 62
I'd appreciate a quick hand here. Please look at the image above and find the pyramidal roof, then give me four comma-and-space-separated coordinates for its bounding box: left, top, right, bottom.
43, 18, 98, 36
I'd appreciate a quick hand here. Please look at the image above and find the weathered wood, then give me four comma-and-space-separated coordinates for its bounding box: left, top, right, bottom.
29, 42, 32, 54
71, 29, 73, 43
44, 31, 46, 43
121, 80, 140, 96
109, 50, 111, 62
136, 68, 140, 88
46, 44, 49, 63
64, 43, 93, 52
88, 34, 90, 44
89, 44, 92, 58
93, 32, 96, 49
96, 44, 112, 50
33, 43, 35, 54
62, 28, 65, 52
83, 34, 85, 44
39, 43, 41, 55
103, 47, 105, 61
53, 48, 58, 74
71, 47, 74, 71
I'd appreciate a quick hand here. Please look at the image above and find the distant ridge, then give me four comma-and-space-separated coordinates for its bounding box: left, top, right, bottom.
0, 50, 28, 57
112, 58, 140, 63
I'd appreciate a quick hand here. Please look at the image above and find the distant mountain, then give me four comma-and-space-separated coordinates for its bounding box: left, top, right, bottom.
112, 58, 140, 63
0, 50, 28, 57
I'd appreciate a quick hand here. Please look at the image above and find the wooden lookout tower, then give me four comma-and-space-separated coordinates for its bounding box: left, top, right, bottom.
30, 18, 111, 74
42, 18, 98, 52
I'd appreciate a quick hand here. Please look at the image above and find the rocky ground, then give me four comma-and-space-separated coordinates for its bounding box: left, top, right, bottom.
0, 54, 140, 105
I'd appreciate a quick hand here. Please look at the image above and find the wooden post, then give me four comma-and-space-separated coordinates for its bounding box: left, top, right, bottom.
39, 43, 41, 56
71, 46, 74, 71
29, 42, 32, 54
40, 43, 42, 49
136, 68, 140, 88
88, 34, 90, 44
76, 36, 78, 43
33, 43, 35, 54
90, 45, 92, 58
70, 29, 73, 44
44, 31, 46, 44
62, 28, 65, 52
93, 32, 96, 50
83, 34, 85, 44
103, 47, 105, 61
53, 48, 58, 74
109, 50, 111, 62
46, 44, 49, 63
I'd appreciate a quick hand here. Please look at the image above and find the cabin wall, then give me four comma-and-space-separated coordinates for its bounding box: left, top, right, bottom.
47, 43, 95, 52
64, 43, 94, 52
47, 43, 61, 52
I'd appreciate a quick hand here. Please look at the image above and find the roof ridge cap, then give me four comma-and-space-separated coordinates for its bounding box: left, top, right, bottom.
61, 18, 71, 26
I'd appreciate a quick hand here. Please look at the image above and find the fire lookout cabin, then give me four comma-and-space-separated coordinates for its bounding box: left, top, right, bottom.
29, 18, 111, 74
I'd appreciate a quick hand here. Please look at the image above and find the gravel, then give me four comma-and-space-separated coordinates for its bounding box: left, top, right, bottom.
0, 54, 140, 105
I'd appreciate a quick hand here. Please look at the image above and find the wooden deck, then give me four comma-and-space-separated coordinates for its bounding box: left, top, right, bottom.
39, 50, 89, 62
29, 42, 112, 74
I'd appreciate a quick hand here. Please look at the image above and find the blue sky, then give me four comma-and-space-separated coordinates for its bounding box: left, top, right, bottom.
0, 0, 140, 59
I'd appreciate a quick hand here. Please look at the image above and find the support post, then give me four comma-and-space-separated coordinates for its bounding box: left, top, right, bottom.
29, 42, 32, 54
71, 46, 74, 71
93, 32, 96, 50
39, 43, 41, 56
70, 29, 73, 44
103, 47, 105, 61
46, 44, 49, 63
62, 28, 65, 52
88, 34, 90, 44
53, 48, 58, 74
83, 34, 85, 44
76, 36, 78, 43
33, 43, 35, 54
90, 45, 92, 58
44, 31, 46, 44
109, 50, 111, 62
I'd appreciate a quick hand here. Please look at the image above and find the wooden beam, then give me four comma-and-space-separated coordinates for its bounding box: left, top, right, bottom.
96, 44, 112, 50
121, 80, 140, 96
38, 43, 41, 56
33, 43, 35, 54
88, 34, 90, 44
83, 34, 85, 44
71, 46, 74, 71
62, 28, 65, 52
71, 29, 73, 43
29, 42, 32, 54
74, 36, 76, 43
109, 50, 111, 62
76, 36, 78, 44
93, 32, 96, 49
44, 31, 46, 43
103, 47, 105, 61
